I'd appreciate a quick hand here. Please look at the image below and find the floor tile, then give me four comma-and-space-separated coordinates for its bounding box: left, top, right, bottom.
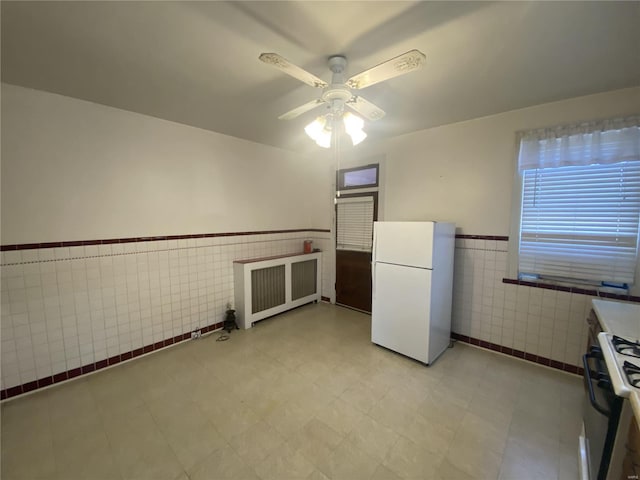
254, 441, 316, 480
436, 458, 475, 480
160, 414, 227, 472
314, 396, 364, 437
102, 405, 184, 480
53, 428, 121, 480
316, 437, 381, 480
189, 445, 260, 480
339, 380, 384, 414
465, 389, 515, 429
400, 412, 457, 458
453, 411, 509, 455
499, 435, 560, 480
306, 469, 331, 480
229, 420, 286, 467
200, 398, 261, 441
416, 388, 468, 431
0, 303, 584, 480
263, 398, 317, 437
445, 437, 503, 480
288, 418, 344, 470
383, 435, 442, 479
1, 433, 57, 480
371, 463, 403, 480
346, 414, 399, 460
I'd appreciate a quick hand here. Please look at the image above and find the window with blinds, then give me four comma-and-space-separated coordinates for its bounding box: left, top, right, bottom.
336, 196, 374, 251
519, 161, 640, 285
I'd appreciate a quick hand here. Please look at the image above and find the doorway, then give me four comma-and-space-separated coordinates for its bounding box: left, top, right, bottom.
335, 192, 378, 312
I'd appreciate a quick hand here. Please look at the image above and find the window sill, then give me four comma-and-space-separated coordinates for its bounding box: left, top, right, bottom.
501, 278, 640, 303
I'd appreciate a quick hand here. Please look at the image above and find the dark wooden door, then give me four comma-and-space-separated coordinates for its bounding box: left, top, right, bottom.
336, 250, 372, 312
335, 193, 377, 313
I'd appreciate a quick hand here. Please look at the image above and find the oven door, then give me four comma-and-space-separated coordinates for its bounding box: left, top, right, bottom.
582, 347, 623, 480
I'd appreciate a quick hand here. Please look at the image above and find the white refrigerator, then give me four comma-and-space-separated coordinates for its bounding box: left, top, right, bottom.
371, 221, 455, 364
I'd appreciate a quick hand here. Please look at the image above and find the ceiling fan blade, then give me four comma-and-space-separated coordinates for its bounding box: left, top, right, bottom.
346, 96, 386, 121
346, 49, 426, 90
278, 98, 326, 120
259, 53, 328, 89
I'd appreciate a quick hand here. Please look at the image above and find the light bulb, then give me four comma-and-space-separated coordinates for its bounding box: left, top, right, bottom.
343, 112, 364, 134
316, 128, 331, 148
349, 128, 367, 146
304, 117, 326, 140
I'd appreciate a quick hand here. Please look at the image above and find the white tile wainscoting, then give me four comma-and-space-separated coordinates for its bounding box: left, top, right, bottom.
6, 230, 629, 399
1, 229, 331, 398
452, 236, 599, 372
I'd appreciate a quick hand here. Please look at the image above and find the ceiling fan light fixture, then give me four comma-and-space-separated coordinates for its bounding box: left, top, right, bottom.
343, 112, 364, 132
260, 49, 426, 147
343, 112, 366, 146
348, 128, 367, 146
315, 129, 332, 148
304, 116, 325, 137
305, 116, 332, 148
305, 112, 368, 148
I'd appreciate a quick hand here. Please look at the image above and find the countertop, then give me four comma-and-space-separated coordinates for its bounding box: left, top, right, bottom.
592, 299, 640, 340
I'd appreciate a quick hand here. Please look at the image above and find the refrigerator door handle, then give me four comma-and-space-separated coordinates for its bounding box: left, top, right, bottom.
372, 229, 378, 263
371, 262, 376, 300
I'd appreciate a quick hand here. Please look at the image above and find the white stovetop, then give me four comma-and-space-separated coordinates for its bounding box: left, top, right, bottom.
598, 331, 634, 398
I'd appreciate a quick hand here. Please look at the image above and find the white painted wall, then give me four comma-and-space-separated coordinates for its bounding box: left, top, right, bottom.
352, 86, 640, 235
1, 83, 332, 245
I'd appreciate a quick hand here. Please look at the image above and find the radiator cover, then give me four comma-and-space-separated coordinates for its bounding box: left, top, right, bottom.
233, 252, 322, 329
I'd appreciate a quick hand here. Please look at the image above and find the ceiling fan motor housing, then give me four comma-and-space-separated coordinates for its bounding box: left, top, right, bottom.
324, 55, 351, 113
328, 55, 347, 73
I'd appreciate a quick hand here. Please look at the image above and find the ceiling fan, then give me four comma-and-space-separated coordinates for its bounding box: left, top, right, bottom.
259, 49, 426, 146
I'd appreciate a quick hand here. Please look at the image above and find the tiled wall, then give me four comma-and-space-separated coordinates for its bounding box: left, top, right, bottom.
1, 230, 331, 396
6, 230, 620, 395
452, 237, 594, 369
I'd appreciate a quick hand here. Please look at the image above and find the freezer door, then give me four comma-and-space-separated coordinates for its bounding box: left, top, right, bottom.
373, 222, 434, 268
371, 262, 432, 363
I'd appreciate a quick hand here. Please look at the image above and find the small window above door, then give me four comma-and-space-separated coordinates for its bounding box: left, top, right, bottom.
337, 164, 379, 191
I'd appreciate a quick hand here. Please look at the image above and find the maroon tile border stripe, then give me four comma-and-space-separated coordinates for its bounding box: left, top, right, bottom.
0, 322, 224, 401
0, 228, 331, 252
502, 278, 640, 303
455, 234, 509, 241
4, 231, 501, 251
451, 332, 583, 375
321, 296, 330, 302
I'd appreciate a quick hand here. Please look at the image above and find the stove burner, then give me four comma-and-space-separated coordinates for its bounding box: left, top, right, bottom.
623, 361, 640, 388
612, 335, 640, 358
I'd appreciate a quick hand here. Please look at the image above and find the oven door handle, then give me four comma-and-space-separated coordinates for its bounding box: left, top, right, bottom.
583, 353, 611, 417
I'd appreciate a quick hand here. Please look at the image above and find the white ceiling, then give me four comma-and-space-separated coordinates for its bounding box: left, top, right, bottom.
2, 1, 639, 151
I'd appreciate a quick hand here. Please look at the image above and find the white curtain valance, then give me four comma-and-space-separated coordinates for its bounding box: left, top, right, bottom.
517, 115, 640, 172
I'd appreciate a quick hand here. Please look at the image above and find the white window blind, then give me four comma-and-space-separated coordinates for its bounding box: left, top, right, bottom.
519, 162, 640, 285
336, 196, 374, 252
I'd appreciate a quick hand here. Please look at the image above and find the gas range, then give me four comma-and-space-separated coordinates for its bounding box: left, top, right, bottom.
581, 301, 640, 480
598, 332, 640, 398
611, 335, 640, 359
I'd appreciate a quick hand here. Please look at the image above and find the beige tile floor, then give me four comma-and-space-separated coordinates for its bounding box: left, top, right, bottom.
1, 303, 582, 480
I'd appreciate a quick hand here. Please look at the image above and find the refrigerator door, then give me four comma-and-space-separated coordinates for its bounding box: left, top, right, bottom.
372, 261, 432, 363
373, 222, 434, 268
